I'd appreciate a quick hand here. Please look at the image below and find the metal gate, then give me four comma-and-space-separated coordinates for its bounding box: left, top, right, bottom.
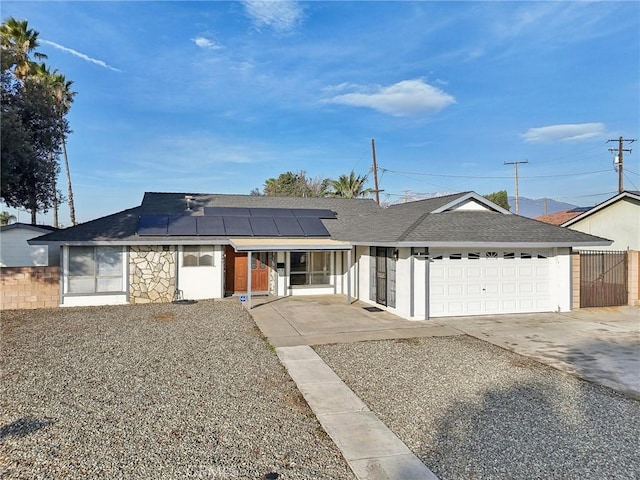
580, 251, 628, 307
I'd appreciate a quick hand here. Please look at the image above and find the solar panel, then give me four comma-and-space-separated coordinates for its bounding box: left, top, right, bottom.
167, 216, 197, 235
249, 208, 295, 217
137, 215, 168, 235
249, 217, 280, 236
223, 216, 253, 235
292, 208, 337, 219
274, 216, 304, 236
196, 216, 225, 235
203, 207, 251, 216
297, 217, 330, 236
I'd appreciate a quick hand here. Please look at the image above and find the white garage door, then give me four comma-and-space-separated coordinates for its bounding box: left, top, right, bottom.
429, 249, 553, 317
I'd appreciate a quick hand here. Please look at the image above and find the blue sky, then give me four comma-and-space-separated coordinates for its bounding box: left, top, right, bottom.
2, 1, 639, 224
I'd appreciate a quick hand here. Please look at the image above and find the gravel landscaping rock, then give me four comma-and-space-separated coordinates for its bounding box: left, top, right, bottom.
316, 336, 640, 480
1, 300, 354, 479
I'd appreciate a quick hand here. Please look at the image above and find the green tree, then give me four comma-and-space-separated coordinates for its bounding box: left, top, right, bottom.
0, 211, 17, 225
1, 18, 68, 225
262, 171, 330, 197
483, 190, 511, 210
328, 170, 372, 198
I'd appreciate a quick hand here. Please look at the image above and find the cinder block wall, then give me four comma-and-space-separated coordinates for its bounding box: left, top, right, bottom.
0, 266, 60, 310
571, 252, 581, 309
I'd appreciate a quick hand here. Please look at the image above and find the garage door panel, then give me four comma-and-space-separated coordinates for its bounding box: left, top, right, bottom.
430, 250, 553, 317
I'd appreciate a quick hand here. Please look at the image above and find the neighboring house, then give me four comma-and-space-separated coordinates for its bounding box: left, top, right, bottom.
0, 223, 59, 267
561, 191, 640, 251
29, 191, 609, 318
534, 206, 590, 226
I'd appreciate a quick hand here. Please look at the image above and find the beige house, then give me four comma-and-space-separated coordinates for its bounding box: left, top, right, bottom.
562, 191, 640, 251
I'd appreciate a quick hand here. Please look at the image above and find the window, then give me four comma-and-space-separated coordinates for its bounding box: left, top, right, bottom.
504, 252, 515, 259
183, 246, 214, 267
449, 253, 462, 260
520, 252, 532, 259
290, 251, 330, 286
68, 246, 123, 293
486, 251, 498, 259
468, 252, 480, 260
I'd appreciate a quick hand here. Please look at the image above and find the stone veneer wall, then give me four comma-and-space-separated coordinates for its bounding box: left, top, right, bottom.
129, 246, 176, 304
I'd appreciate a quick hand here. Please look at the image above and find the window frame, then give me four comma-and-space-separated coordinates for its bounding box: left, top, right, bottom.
289, 251, 332, 287
67, 246, 125, 294
182, 245, 215, 267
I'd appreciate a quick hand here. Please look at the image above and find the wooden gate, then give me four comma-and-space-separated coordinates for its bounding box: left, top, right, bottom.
580, 251, 628, 307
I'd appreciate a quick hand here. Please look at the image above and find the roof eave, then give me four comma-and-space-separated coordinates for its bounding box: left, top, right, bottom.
562, 191, 640, 227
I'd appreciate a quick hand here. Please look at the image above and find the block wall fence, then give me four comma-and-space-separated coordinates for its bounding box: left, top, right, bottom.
1, 266, 60, 310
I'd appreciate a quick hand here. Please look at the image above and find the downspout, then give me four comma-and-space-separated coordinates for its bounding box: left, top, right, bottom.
174, 245, 180, 301
347, 248, 352, 304
410, 253, 414, 318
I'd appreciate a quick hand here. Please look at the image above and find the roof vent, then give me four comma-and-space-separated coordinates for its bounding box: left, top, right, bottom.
185, 195, 193, 211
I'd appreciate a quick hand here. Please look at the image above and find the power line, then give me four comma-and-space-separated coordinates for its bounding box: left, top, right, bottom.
380, 167, 611, 180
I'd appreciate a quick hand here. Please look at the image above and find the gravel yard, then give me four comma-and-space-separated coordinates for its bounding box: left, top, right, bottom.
316, 336, 640, 480
1, 300, 353, 480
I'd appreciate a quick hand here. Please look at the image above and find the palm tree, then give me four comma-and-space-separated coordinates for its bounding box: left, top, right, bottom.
33, 63, 77, 225
328, 170, 373, 198
0, 17, 47, 80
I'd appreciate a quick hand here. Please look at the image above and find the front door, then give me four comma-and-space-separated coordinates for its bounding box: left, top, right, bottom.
225, 247, 269, 293
376, 247, 387, 306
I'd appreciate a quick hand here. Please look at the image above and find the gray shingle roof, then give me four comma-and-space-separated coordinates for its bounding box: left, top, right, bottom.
30, 191, 610, 247
30, 193, 381, 244
337, 195, 611, 246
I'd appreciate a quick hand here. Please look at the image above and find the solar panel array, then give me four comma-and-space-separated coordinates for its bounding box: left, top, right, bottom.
137, 207, 335, 237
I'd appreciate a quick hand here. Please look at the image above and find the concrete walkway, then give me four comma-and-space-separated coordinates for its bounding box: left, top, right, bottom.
249, 296, 639, 479
250, 295, 459, 347
276, 345, 437, 480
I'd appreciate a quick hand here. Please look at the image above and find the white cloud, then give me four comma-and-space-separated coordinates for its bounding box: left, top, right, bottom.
243, 0, 304, 34
522, 123, 606, 143
326, 79, 456, 117
193, 36, 223, 50
41, 40, 121, 72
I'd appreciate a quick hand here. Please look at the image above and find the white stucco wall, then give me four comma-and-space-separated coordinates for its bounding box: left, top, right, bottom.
551, 248, 572, 312
568, 197, 640, 251
0, 228, 56, 267
177, 246, 224, 300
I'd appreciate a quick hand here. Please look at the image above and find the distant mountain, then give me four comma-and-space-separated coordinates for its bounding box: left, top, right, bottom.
508, 196, 580, 218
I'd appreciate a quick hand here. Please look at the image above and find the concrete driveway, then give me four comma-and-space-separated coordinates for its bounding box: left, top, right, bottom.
250, 296, 640, 399
432, 306, 640, 399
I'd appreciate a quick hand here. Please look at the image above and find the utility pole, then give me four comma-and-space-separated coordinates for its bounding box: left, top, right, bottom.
607, 136, 636, 193
371, 138, 381, 205
504, 160, 528, 215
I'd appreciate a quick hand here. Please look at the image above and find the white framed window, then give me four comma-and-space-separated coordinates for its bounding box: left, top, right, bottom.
68, 246, 123, 293
290, 251, 331, 286
183, 245, 214, 267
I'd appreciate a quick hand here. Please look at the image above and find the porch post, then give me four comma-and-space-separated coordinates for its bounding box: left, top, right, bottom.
247, 250, 252, 310
347, 248, 352, 304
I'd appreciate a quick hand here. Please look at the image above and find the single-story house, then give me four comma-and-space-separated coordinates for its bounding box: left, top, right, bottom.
1, 223, 60, 267
561, 190, 640, 251
29, 191, 610, 319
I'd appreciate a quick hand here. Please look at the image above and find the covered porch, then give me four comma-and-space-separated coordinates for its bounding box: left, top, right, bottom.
228, 238, 354, 308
